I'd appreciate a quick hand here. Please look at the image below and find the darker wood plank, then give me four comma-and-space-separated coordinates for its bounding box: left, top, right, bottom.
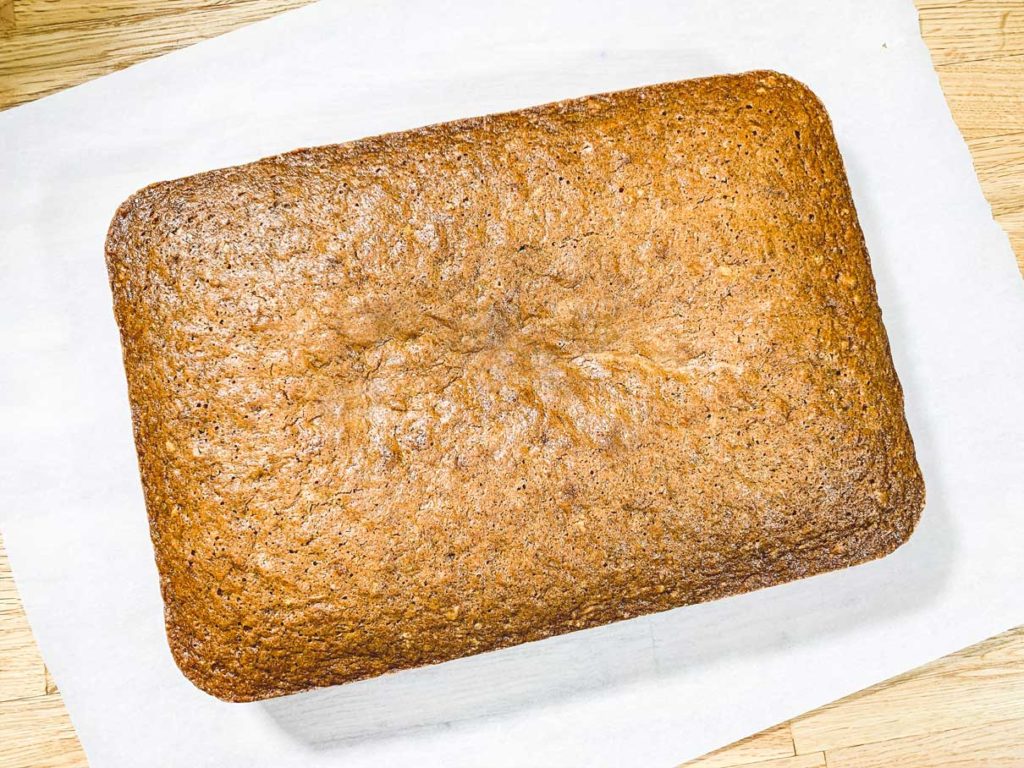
1, 0, 15, 36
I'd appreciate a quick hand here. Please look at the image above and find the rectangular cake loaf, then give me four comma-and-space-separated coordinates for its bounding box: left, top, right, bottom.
106, 70, 924, 702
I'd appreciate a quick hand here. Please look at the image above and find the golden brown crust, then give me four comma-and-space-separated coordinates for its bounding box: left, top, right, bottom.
105, 70, 924, 702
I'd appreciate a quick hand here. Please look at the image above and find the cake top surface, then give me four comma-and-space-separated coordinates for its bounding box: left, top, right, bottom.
106, 70, 922, 701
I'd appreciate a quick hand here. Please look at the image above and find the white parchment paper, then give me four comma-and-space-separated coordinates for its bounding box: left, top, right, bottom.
2, 1, 1023, 766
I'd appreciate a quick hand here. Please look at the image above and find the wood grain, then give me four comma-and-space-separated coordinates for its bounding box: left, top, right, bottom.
789, 627, 1024, 754
687, 725, 794, 768
827, 718, 1024, 768
0, 1, 1022, 767
731, 755, 826, 768
0, 692, 87, 768
0, 0, 315, 109
0, 554, 45, 701
935, 58, 1024, 138
917, 0, 1024, 65
967, 133, 1024, 216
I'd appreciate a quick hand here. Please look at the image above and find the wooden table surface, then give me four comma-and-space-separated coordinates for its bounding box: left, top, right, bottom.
1, 1, 1022, 765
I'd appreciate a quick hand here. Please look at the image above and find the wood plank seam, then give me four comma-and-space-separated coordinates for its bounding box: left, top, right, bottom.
936, 52, 1024, 68
937, 51, 1024, 66
810, 714, 1024, 758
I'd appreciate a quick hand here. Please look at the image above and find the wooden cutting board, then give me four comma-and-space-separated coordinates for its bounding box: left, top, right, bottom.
1, 1, 1022, 766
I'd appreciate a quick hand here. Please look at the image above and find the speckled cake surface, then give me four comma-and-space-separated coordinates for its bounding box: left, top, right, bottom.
105, 70, 924, 702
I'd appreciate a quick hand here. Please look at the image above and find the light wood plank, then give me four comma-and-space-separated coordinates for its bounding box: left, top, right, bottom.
968, 132, 1024, 216
0, 694, 88, 768
919, 0, 1024, 65
934, 57, 1024, 139
733, 754, 826, 768
827, 718, 1024, 768
683, 724, 794, 768
0, 621, 45, 702
11, 0, 311, 31
0, 538, 46, 701
0, 0, 316, 110
996, 210, 1024, 265
791, 627, 1024, 754
959, 131, 1024, 268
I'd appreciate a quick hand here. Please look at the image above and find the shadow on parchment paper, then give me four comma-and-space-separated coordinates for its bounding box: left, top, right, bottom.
257, 82, 956, 751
